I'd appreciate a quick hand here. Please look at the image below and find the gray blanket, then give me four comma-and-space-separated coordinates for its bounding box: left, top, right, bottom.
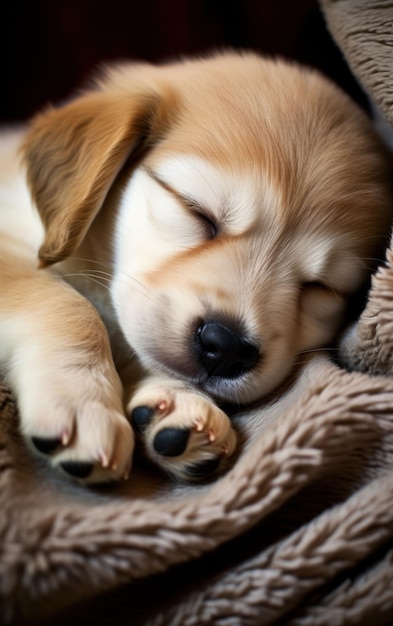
2, 1, 393, 624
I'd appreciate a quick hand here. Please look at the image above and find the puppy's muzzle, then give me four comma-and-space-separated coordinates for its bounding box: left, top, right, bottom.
196, 321, 259, 378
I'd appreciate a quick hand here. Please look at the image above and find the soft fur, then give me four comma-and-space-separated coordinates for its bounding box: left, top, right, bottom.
0, 51, 391, 484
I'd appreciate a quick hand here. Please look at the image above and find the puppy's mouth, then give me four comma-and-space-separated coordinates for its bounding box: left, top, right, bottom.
150, 319, 261, 402
197, 370, 256, 403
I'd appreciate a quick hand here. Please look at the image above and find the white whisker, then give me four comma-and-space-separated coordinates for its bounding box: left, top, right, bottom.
61, 273, 112, 292
67, 256, 113, 269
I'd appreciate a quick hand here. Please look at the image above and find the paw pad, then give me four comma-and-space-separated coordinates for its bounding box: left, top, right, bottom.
60, 461, 94, 479
31, 436, 61, 455
130, 406, 155, 433
153, 428, 190, 457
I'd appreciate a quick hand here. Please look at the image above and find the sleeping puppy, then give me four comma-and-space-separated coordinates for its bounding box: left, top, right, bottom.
0, 52, 391, 484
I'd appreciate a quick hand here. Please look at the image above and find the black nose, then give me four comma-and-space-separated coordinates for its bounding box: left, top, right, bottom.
196, 322, 259, 378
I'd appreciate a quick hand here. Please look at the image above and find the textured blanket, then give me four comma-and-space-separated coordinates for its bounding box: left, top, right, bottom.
2, 1, 393, 624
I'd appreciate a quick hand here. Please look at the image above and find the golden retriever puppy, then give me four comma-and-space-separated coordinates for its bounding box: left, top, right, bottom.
0, 52, 391, 484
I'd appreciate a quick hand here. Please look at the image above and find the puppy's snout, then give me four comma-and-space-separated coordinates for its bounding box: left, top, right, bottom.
196, 321, 259, 378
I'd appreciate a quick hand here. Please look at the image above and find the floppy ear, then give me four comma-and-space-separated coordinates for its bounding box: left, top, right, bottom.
23, 85, 171, 266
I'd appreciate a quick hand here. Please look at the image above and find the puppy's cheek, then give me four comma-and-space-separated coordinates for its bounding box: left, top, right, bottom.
297, 287, 345, 351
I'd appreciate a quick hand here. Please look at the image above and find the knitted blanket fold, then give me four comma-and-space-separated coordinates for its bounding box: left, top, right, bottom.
2, 1, 393, 624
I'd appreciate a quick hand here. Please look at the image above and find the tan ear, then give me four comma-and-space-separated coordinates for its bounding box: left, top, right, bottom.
23, 86, 170, 266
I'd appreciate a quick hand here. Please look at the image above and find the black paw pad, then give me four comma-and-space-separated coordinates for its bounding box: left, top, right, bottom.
153, 428, 190, 457
60, 461, 94, 479
131, 406, 154, 433
31, 436, 61, 455
185, 457, 221, 479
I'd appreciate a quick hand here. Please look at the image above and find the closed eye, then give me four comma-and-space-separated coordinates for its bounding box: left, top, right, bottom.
301, 281, 344, 297
186, 203, 218, 240
302, 281, 331, 292
146, 167, 219, 240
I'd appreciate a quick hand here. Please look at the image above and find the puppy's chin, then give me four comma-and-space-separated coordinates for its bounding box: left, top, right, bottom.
196, 367, 293, 405
135, 358, 294, 405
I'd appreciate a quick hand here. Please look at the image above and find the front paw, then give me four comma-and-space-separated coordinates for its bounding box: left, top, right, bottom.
20, 370, 134, 484
127, 381, 237, 481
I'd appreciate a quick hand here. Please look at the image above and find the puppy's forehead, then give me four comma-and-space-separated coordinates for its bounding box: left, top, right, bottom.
152, 156, 279, 233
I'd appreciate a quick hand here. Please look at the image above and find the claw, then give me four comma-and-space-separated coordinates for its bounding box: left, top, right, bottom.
222, 443, 230, 455
99, 450, 109, 468
61, 429, 70, 446
195, 418, 204, 432
208, 431, 216, 442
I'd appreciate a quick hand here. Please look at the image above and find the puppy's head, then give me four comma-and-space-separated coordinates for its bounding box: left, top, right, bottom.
24, 53, 393, 403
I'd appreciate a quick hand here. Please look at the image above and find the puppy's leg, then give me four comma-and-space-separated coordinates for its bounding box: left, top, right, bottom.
0, 264, 134, 483
127, 378, 237, 481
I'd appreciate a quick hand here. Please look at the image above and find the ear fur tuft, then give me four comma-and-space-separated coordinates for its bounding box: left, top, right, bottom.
23, 81, 173, 265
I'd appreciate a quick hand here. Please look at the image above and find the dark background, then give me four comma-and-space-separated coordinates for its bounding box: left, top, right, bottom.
1, 0, 369, 124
